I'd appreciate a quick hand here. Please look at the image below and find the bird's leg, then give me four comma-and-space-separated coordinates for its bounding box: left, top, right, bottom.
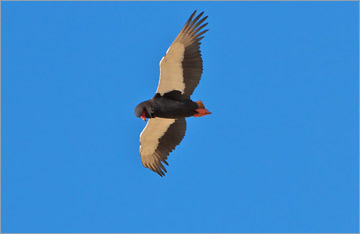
194, 100, 211, 117
193, 109, 211, 117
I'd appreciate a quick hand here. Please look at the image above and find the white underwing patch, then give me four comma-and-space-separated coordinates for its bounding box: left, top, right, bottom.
140, 118, 175, 164
156, 43, 186, 95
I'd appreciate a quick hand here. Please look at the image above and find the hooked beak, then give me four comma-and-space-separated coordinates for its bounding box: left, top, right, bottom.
141, 111, 146, 121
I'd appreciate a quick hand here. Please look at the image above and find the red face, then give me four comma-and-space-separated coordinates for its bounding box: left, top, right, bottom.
141, 110, 146, 121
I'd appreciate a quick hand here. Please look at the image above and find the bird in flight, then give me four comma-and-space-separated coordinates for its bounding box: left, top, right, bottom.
135, 10, 210, 176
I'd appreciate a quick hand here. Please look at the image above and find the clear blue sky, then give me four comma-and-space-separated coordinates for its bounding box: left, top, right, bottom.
2, 1, 359, 233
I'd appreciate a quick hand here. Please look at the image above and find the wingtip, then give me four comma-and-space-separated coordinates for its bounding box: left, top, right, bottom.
189, 10, 197, 20
158, 170, 166, 177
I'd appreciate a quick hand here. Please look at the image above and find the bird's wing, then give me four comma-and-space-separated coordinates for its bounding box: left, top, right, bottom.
156, 10, 208, 98
140, 118, 186, 176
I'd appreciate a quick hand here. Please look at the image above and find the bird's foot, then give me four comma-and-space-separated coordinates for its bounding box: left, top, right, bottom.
194, 109, 211, 117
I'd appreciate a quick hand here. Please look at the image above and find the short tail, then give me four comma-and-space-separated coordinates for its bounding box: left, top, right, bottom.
195, 100, 205, 109
194, 100, 211, 118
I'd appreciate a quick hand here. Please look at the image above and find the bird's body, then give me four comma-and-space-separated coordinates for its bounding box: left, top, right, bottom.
135, 91, 199, 119
135, 11, 210, 176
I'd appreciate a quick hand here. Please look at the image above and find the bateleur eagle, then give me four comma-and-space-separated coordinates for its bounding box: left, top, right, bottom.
135, 10, 211, 176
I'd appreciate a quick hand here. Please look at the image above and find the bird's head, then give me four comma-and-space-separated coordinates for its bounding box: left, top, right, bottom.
135, 101, 152, 121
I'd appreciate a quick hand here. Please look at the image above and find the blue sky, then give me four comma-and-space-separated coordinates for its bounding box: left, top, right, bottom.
2, 1, 359, 233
